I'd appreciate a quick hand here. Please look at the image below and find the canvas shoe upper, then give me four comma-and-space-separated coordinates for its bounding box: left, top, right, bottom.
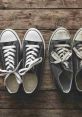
49, 27, 73, 93
19, 28, 45, 94
0, 29, 22, 93
73, 28, 82, 92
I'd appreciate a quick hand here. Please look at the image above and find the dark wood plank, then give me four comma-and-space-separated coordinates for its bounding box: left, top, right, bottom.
0, 10, 81, 30
0, 109, 82, 117
0, 90, 81, 109
0, 0, 82, 9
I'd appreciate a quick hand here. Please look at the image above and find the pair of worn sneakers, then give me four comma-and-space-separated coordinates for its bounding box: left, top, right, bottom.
0, 27, 82, 94
49, 27, 82, 93
0, 28, 45, 94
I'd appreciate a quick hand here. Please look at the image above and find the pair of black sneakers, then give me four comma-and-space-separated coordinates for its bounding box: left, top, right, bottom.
0, 27, 82, 94
0, 28, 45, 94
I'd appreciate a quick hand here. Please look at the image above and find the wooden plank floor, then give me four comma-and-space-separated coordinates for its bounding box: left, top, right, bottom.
0, 0, 82, 117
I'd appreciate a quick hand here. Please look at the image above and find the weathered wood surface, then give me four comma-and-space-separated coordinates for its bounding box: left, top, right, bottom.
0, 90, 81, 109
0, 109, 82, 117
0, 0, 82, 9
0, 10, 82, 29
0, 0, 82, 117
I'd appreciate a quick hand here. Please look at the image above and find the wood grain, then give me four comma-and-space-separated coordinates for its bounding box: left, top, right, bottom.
0, 0, 82, 9
0, 0, 82, 115
0, 10, 82, 30
0, 90, 81, 109
0, 109, 82, 117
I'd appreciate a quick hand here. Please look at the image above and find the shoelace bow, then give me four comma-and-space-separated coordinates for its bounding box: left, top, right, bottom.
51, 44, 72, 68
73, 44, 82, 59
0, 45, 22, 84
19, 44, 42, 76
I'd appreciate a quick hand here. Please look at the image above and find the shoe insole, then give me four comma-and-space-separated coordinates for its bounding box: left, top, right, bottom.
23, 73, 38, 93
59, 71, 72, 93
76, 71, 82, 91
6, 74, 19, 93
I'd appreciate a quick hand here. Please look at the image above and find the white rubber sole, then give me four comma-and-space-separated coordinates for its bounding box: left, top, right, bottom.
22, 28, 45, 57
48, 27, 71, 52
73, 28, 82, 43
0, 29, 22, 49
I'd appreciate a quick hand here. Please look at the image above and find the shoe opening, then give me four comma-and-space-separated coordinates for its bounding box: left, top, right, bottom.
23, 72, 38, 94
5, 74, 19, 93
59, 71, 72, 93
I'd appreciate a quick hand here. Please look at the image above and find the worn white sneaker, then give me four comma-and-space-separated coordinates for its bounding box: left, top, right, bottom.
49, 27, 73, 93
0, 29, 22, 93
19, 28, 45, 94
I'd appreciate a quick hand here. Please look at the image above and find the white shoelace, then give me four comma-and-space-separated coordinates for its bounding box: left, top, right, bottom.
19, 44, 42, 76
51, 44, 72, 68
0, 45, 22, 84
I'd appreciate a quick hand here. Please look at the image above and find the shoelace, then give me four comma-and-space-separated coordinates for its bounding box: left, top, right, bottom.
19, 44, 42, 76
0, 45, 22, 84
73, 44, 82, 59
51, 44, 72, 68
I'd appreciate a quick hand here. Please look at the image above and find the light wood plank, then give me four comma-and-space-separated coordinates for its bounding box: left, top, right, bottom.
0, 10, 81, 29
0, 0, 82, 9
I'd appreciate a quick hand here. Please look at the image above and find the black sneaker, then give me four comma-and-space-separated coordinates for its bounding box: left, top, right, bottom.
0, 29, 22, 93
19, 28, 45, 94
49, 27, 73, 93
73, 28, 82, 92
